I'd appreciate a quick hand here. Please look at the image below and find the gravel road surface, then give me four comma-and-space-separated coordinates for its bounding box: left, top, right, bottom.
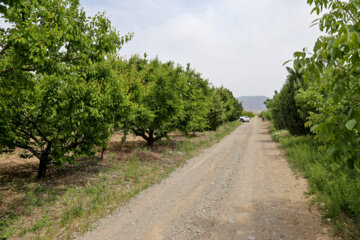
80, 118, 330, 240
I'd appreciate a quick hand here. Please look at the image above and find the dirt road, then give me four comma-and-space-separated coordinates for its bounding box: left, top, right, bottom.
80, 118, 330, 240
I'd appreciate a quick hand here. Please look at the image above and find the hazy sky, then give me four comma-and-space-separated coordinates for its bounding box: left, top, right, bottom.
81, 0, 321, 98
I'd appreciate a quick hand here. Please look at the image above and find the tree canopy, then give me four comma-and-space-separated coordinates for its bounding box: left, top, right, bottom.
0, 0, 132, 178
265, 67, 309, 135
267, 0, 360, 169
293, 0, 360, 168
111, 55, 242, 145
121, 56, 186, 146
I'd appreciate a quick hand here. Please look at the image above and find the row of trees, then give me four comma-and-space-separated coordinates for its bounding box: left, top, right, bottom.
0, 0, 242, 178
267, 0, 360, 169
265, 67, 309, 135
112, 55, 242, 146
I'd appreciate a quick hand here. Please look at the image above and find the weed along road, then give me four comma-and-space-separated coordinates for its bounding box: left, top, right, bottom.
80, 118, 331, 240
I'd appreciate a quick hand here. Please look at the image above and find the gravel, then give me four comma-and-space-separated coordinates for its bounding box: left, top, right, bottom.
79, 118, 331, 240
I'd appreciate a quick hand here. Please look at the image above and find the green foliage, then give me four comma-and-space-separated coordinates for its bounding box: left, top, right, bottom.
216, 87, 243, 121
207, 89, 226, 131
113, 56, 240, 142
0, 0, 132, 178
290, 0, 360, 168
230, 100, 244, 121
266, 68, 309, 135
265, 92, 286, 130
241, 111, 255, 118
206, 87, 243, 130
115, 55, 188, 146
0, 0, 20, 14
177, 64, 211, 134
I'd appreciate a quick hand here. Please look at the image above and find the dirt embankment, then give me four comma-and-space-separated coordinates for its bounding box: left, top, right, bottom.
80, 118, 331, 240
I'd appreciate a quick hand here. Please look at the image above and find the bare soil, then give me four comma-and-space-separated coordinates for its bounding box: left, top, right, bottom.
80, 118, 332, 240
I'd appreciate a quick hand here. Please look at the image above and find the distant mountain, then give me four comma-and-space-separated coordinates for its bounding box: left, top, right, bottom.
237, 96, 270, 113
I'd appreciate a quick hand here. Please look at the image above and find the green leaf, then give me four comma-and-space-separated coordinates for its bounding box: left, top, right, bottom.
282, 60, 292, 66
325, 145, 336, 158
346, 119, 357, 130
293, 51, 305, 58
0, 4, 6, 14
350, 108, 360, 120
310, 124, 319, 132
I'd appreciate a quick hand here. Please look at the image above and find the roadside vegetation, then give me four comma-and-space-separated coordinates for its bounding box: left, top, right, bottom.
268, 126, 360, 239
0, 0, 243, 238
265, 0, 360, 238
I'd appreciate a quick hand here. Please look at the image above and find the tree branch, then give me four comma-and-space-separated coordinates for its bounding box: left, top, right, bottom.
64, 136, 85, 150
15, 140, 41, 159
336, 0, 358, 24
132, 128, 148, 140
0, 67, 34, 75
19, 129, 41, 145
21, 113, 50, 143
154, 135, 163, 141
0, 68, 11, 75
0, 44, 10, 56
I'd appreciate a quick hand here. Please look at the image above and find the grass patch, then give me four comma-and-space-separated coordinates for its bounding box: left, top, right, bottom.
268, 125, 360, 239
0, 121, 241, 239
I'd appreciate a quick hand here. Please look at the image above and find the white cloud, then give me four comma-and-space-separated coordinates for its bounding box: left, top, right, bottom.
81, 0, 322, 97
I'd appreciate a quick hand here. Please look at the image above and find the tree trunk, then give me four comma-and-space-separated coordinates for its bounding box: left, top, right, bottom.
37, 156, 49, 179
146, 133, 155, 147
100, 147, 106, 161
37, 142, 52, 179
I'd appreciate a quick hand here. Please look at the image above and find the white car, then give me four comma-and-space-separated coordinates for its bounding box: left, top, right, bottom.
239, 116, 250, 122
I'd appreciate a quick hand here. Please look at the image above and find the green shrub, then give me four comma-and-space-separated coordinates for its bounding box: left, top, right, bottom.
241, 111, 255, 118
